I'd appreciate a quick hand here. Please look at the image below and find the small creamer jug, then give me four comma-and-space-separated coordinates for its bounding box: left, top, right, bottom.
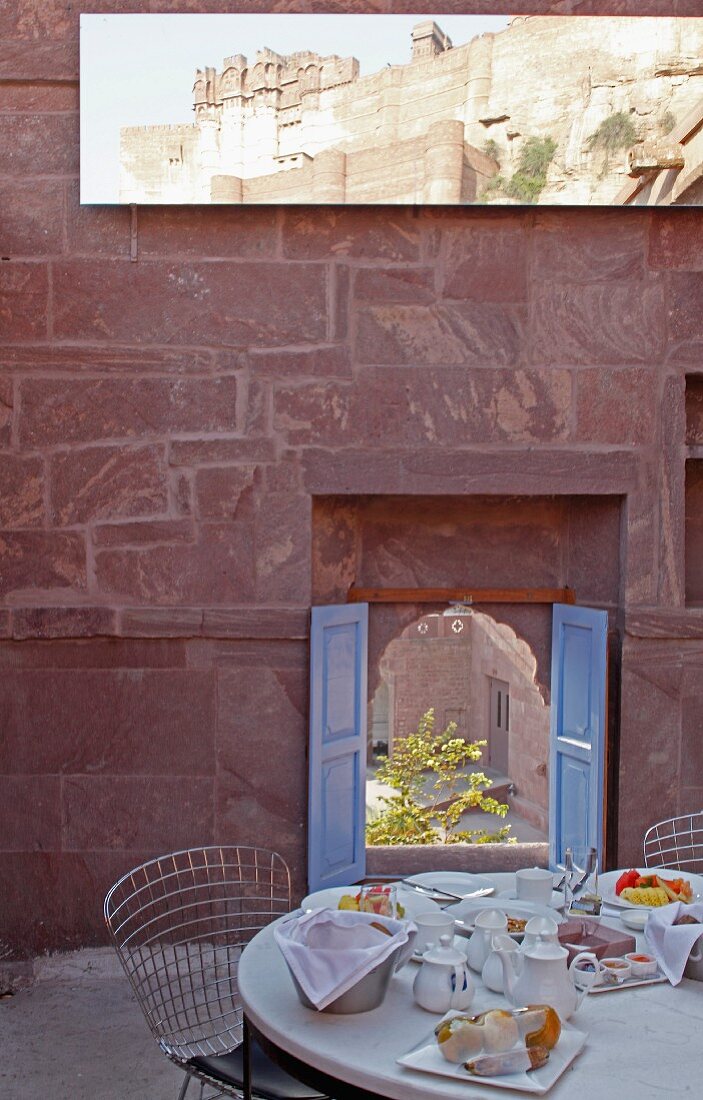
413, 934, 474, 1014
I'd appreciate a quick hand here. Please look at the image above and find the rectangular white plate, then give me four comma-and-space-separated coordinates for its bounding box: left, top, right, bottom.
397, 1022, 587, 1095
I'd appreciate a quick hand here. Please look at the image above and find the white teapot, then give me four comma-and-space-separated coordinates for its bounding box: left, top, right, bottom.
466, 908, 507, 973
413, 935, 474, 1014
497, 939, 599, 1021
520, 914, 560, 952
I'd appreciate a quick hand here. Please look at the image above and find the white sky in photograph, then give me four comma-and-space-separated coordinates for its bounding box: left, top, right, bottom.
80, 13, 511, 203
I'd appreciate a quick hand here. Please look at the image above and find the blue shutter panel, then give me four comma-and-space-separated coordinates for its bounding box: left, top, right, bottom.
549, 603, 608, 869
308, 604, 368, 891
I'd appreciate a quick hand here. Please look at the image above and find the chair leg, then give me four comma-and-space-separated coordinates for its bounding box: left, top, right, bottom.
177, 1072, 192, 1100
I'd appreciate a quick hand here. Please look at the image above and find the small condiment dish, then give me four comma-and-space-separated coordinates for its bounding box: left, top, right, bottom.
601, 957, 631, 981
624, 952, 657, 978
620, 909, 649, 932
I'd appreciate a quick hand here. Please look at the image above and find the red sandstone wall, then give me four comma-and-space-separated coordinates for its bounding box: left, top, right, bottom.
1, 1, 703, 954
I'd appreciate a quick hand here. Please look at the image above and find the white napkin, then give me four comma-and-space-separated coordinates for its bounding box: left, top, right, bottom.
644, 901, 703, 985
274, 908, 416, 1010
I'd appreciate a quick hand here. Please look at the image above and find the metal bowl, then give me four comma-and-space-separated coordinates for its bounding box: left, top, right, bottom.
288, 943, 403, 1014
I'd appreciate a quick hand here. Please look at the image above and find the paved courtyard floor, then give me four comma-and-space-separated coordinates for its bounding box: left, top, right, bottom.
1, 951, 183, 1100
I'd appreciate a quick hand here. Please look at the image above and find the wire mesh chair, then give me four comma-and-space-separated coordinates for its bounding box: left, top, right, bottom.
643, 811, 703, 873
104, 846, 327, 1100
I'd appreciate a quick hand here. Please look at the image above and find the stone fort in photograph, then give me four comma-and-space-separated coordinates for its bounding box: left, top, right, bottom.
119, 15, 703, 205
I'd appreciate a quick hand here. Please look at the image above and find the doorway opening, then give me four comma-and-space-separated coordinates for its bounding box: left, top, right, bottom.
367, 608, 549, 844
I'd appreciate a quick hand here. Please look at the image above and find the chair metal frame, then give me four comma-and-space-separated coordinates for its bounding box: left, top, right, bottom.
104, 846, 293, 1100
643, 810, 703, 873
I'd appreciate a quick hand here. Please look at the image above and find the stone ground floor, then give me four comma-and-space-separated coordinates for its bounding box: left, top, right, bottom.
0, 950, 182, 1099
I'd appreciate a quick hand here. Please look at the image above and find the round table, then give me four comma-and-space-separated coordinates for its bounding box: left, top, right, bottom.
239, 873, 703, 1099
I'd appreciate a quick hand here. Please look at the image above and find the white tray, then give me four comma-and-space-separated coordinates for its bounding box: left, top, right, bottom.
398, 1015, 587, 1095
589, 967, 668, 993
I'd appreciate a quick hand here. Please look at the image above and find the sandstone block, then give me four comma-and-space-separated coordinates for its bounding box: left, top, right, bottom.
618, 652, 682, 861
0, 531, 85, 598
302, 449, 401, 494
50, 444, 167, 525
649, 211, 703, 270
668, 272, 703, 346
0, 454, 43, 527
0, 776, 61, 851
282, 208, 420, 261
398, 448, 639, 496
0, 263, 49, 339
65, 180, 130, 257
255, 492, 312, 602
0, 181, 63, 255
11, 606, 117, 640
0, 668, 216, 775
118, 608, 204, 637
357, 302, 524, 365
202, 608, 309, 639
95, 522, 255, 605
170, 437, 275, 466
533, 212, 646, 283
0, 636, 187, 670
195, 465, 257, 519
0, 377, 12, 446
575, 368, 657, 444
137, 205, 278, 258
442, 225, 527, 301
529, 280, 665, 365
0, 113, 78, 175
681, 686, 703, 780
249, 346, 352, 380
354, 266, 435, 303
332, 262, 350, 341
19, 377, 238, 446
275, 367, 571, 447
92, 519, 195, 548
0, 343, 213, 375
0, 40, 77, 83
62, 776, 214, 851
215, 666, 307, 851
52, 260, 327, 344
0, 83, 78, 111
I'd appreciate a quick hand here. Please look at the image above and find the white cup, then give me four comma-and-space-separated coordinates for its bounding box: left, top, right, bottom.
414, 911, 456, 954
515, 867, 554, 906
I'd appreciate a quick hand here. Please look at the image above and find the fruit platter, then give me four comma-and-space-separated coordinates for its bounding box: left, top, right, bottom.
597, 867, 702, 909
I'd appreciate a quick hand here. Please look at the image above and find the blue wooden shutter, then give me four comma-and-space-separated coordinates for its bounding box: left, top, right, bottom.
549, 603, 608, 869
308, 603, 368, 892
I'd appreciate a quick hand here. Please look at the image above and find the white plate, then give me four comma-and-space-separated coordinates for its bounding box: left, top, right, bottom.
300, 884, 440, 920
498, 888, 564, 910
402, 872, 495, 902
452, 897, 562, 940
397, 1013, 587, 1095
598, 867, 703, 910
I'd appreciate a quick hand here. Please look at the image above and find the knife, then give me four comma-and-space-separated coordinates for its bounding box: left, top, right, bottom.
399, 879, 495, 903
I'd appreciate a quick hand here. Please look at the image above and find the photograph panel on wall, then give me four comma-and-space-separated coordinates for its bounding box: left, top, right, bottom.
80, 13, 703, 206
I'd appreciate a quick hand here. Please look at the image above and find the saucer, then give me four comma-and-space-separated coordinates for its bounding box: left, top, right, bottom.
499, 888, 563, 909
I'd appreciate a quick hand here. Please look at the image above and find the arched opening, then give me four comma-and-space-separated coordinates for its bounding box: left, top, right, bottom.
367, 607, 549, 844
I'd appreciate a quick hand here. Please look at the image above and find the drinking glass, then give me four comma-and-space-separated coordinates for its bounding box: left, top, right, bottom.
358, 882, 398, 919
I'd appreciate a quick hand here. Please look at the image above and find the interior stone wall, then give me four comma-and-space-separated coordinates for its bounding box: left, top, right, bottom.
1, 0, 702, 955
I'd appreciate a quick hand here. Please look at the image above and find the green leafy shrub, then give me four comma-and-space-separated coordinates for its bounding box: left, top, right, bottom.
366, 708, 512, 846
659, 110, 676, 136
503, 136, 557, 204
483, 139, 501, 163
587, 111, 638, 175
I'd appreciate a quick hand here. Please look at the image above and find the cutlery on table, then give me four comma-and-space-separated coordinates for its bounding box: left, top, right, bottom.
399, 879, 494, 903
